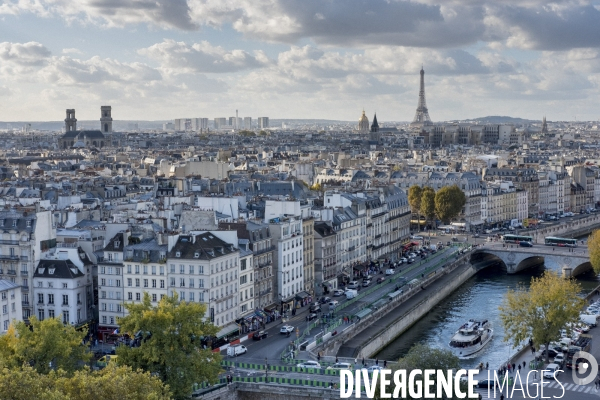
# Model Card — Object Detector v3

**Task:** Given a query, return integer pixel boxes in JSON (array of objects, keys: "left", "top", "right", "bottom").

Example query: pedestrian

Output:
[
  {"left": 518, "top": 364, "right": 521, "bottom": 372},
  {"left": 523, "top": 361, "right": 526, "bottom": 369},
  {"left": 486, "top": 362, "right": 489, "bottom": 370},
  {"left": 376, "top": 358, "right": 379, "bottom": 366},
  {"left": 500, "top": 394, "right": 504, "bottom": 400},
  {"left": 362, "top": 358, "right": 365, "bottom": 366},
  {"left": 317, "top": 353, "right": 321, "bottom": 362},
  {"left": 383, "top": 360, "right": 387, "bottom": 368},
  {"left": 336, "top": 356, "right": 339, "bottom": 363},
  {"left": 512, "top": 363, "right": 516, "bottom": 372}
]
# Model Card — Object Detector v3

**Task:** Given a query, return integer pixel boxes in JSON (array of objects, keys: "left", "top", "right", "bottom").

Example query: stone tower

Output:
[
  {"left": 410, "top": 67, "right": 432, "bottom": 129},
  {"left": 370, "top": 113, "right": 379, "bottom": 133},
  {"left": 541, "top": 116, "right": 548, "bottom": 135},
  {"left": 65, "top": 109, "right": 77, "bottom": 132},
  {"left": 100, "top": 106, "right": 112, "bottom": 135}
]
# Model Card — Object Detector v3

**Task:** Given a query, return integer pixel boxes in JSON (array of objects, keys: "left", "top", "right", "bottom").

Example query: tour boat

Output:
[{"left": 449, "top": 319, "right": 493, "bottom": 357}]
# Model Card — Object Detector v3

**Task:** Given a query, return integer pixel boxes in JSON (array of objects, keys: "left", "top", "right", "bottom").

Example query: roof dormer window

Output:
[
  {"left": 12, "top": 220, "right": 16, "bottom": 227},
  {"left": 114, "top": 241, "right": 120, "bottom": 248},
  {"left": 26, "top": 220, "right": 31, "bottom": 227},
  {"left": 176, "top": 251, "right": 181, "bottom": 258},
  {"left": 49, "top": 268, "right": 55, "bottom": 275},
  {"left": 194, "top": 252, "right": 200, "bottom": 258}
]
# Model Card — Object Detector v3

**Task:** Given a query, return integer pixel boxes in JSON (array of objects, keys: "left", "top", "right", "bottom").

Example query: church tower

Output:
[
  {"left": 358, "top": 110, "right": 369, "bottom": 133},
  {"left": 100, "top": 106, "right": 113, "bottom": 135},
  {"left": 65, "top": 109, "right": 77, "bottom": 132},
  {"left": 370, "top": 113, "right": 379, "bottom": 133},
  {"left": 541, "top": 116, "right": 548, "bottom": 135}
]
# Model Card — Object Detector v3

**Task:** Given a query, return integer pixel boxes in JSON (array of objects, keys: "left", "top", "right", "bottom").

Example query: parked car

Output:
[
  {"left": 333, "top": 289, "right": 345, "bottom": 297},
  {"left": 319, "top": 296, "right": 331, "bottom": 304},
  {"left": 309, "top": 304, "right": 321, "bottom": 313},
  {"left": 362, "top": 279, "right": 371, "bottom": 287},
  {"left": 554, "top": 354, "right": 565, "bottom": 366},
  {"left": 519, "top": 241, "right": 533, "bottom": 247},
  {"left": 328, "top": 300, "right": 339, "bottom": 307},
  {"left": 306, "top": 313, "right": 319, "bottom": 321},
  {"left": 297, "top": 361, "right": 321, "bottom": 369},
  {"left": 377, "top": 277, "right": 386, "bottom": 284},
  {"left": 280, "top": 325, "right": 294, "bottom": 334},
  {"left": 227, "top": 345, "right": 248, "bottom": 357},
  {"left": 364, "top": 365, "right": 384, "bottom": 375},
  {"left": 400, "top": 257, "right": 407, "bottom": 263},
  {"left": 347, "top": 281, "right": 359, "bottom": 289},
  {"left": 543, "top": 363, "right": 560, "bottom": 378},
  {"left": 252, "top": 330, "right": 268, "bottom": 340}
]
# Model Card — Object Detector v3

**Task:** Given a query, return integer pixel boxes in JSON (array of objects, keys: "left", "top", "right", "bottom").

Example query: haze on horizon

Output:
[{"left": 1, "top": 0, "right": 600, "bottom": 122}]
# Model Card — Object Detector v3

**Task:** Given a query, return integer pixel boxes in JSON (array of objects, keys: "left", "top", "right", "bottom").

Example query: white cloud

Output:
[
  {"left": 138, "top": 39, "right": 270, "bottom": 74},
  {"left": 62, "top": 48, "right": 83, "bottom": 55},
  {"left": 0, "top": 41, "right": 50, "bottom": 66}
]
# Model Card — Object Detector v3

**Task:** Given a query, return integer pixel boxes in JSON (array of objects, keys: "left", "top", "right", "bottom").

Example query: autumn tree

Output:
[
  {"left": 435, "top": 185, "right": 466, "bottom": 224},
  {"left": 0, "top": 317, "right": 91, "bottom": 374},
  {"left": 499, "top": 270, "right": 584, "bottom": 362},
  {"left": 408, "top": 185, "right": 423, "bottom": 231},
  {"left": 116, "top": 293, "right": 222, "bottom": 400},
  {"left": 421, "top": 186, "right": 436, "bottom": 234},
  {"left": 0, "top": 364, "right": 170, "bottom": 400},
  {"left": 374, "top": 344, "right": 466, "bottom": 400},
  {"left": 588, "top": 229, "right": 600, "bottom": 274}
]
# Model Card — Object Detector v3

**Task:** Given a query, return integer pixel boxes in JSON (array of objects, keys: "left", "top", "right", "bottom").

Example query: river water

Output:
[{"left": 374, "top": 263, "right": 600, "bottom": 370}]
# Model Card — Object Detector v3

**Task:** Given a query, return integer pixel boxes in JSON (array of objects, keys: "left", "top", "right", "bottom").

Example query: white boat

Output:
[{"left": 449, "top": 319, "right": 493, "bottom": 357}]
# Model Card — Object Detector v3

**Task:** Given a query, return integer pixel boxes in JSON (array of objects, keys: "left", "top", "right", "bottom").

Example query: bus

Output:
[
  {"left": 502, "top": 234, "right": 533, "bottom": 244},
  {"left": 545, "top": 237, "right": 578, "bottom": 247}
]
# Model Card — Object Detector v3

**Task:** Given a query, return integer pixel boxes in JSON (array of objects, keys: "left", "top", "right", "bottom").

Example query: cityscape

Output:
[{"left": 2, "top": 1, "right": 600, "bottom": 400}]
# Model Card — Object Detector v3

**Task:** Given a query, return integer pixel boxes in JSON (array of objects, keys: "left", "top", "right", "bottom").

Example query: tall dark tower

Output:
[
  {"left": 541, "top": 116, "right": 548, "bottom": 135},
  {"left": 370, "top": 113, "right": 379, "bottom": 132},
  {"left": 410, "top": 67, "right": 432, "bottom": 129}
]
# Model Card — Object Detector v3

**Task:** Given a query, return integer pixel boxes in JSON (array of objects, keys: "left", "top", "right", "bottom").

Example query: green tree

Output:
[
  {"left": 116, "top": 293, "right": 221, "bottom": 400},
  {"left": 408, "top": 185, "right": 423, "bottom": 231},
  {"left": 0, "top": 317, "right": 91, "bottom": 375},
  {"left": 588, "top": 229, "right": 600, "bottom": 274},
  {"left": 421, "top": 186, "right": 436, "bottom": 234},
  {"left": 374, "top": 344, "right": 466, "bottom": 400},
  {"left": 499, "top": 270, "right": 585, "bottom": 362},
  {"left": 434, "top": 185, "right": 466, "bottom": 224}
]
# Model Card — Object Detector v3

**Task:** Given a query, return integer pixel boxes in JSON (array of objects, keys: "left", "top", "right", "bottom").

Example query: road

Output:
[{"left": 227, "top": 244, "right": 460, "bottom": 366}]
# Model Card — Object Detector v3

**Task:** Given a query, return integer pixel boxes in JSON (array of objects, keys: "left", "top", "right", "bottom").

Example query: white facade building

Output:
[{"left": 0, "top": 279, "right": 23, "bottom": 333}]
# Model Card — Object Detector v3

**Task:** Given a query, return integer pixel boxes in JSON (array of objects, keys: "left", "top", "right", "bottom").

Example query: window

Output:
[
  {"left": 180, "top": 291, "right": 185, "bottom": 301},
  {"left": 180, "top": 278, "right": 185, "bottom": 287},
  {"left": 48, "top": 309, "right": 54, "bottom": 318},
  {"left": 152, "top": 279, "right": 156, "bottom": 288},
  {"left": 240, "top": 259, "right": 246, "bottom": 271},
  {"left": 101, "top": 279, "right": 106, "bottom": 286},
  {"left": 199, "top": 279, "right": 204, "bottom": 288},
  {"left": 152, "top": 266, "right": 156, "bottom": 275},
  {"left": 170, "top": 264, "right": 175, "bottom": 273},
  {"left": 102, "top": 303, "right": 107, "bottom": 311},
  {"left": 135, "top": 265, "right": 140, "bottom": 274},
  {"left": 143, "top": 279, "right": 148, "bottom": 288},
  {"left": 189, "top": 265, "right": 194, "bottom": 274},
  {"left": 240, "top": 275, "right": 247, "bottom": 285},
  {"left": 63, "top": 311, "right": 69, "bottom": 324},
  {"left": 189, "top": 279, "right": 195, "bottom": 288},
  {"left": 2, "top": 305, "right": 6, "bottom": 314},
  {"left": 108, "top": 267, "right": 113, "bottom": 275},
  {"left": 180, "top": 264, "right": 185, "bottom": 274},
  {"left": 170, "top": 278, "right": 175, "bottom": 287},
  {"left": 143, "top": 266, "right": 148, "bottom": 274},
  {"left": 135, "top": 279, "right": 140, "bottom": 287},
  {"left": 127, "top": 278, "right": 132, "bottom": 287},
  {"left": 116, "top": 280, "right": 121, "bottom": 287},
  {"left": 128, "top": 292, "right": 132, "bottom": 300},
  {"left": 62, "top": 295, "right": 68, "bottom": 306},
  {"left": 38, "top": 309, "right": 44, "bottom": 321},
  {"left": 62, "top": 283, "right": 67, "bottom": 289},
  {"left": 127, "top": 265, "right": 131, "bottom": 273},
  {"left": 110, "top": 317, "right": 114, "bottom": 325},
  {"left": 37, "top": 282, "right": 42, "bottom": 288},
  {"left": 109, "top": 303, "right": 114, "bottom": 312},
  {"left": 160, "top": 280, "right": 165, "bottom": 289},
  {"left": 136, "top": 293, "right": 141, "bottom": 301},
  {"left": 189, "top": 292, "right": 195, "bottom": 301},
  {"left": 102, "top": 316, "right": 107, "bottom": 324},
  {"left": 3, "top": 320, "right": 8, "bottom": 331},
  {"left": 152, "top": 294, "right": 157, "bottom": 302},
  {"left": 48, "top": 294, "right": 54, "bottom": 304},
  {"left": 101, "top": 291, "right": 106, "bottom": 299},
  {"left": 37, "top": 293, "right": 44, "bottom": 304},
  {"left": 199, "top": 292, "right": 204, "bottom": 302},
  {"left": 198, "top": 265, "right": 204, "bottom": 274},
  {"left": 160, "top": 266, "right": 164, "bottom": 275},
  {"left": 76, "top": 293, "right": 81, "bottom": 304}
]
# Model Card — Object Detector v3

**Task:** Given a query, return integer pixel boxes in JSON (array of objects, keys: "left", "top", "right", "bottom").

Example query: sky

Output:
[{"left": 1, "top": 0, "right": 600, "bottom": 123}]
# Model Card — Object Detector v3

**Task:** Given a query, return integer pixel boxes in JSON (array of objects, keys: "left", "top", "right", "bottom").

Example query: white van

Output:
[
  {"left": 227, "top": 345, "right": 247, "bottom": 357},
  {"left": 580, "top": 314, "right": 598, "bottom": 327},
  {"left": 345, "top": 289, "right": 358, "bottom": 299}
]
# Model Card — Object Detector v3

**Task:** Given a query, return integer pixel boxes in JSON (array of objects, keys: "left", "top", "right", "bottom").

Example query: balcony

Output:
[
  {"left": 22, "top": 301, "right": 29, "bottom": 306},
  {"left": 20, "top": 270, "right": 28, "bottom": 275},
  {"left": 254, "top": 245, "right": 276, "bottom": 256},
  {"left": 21, "top": 285, "right": 28, "bottom": 292},
  {"left": 348, "top": 245, "right": 355, "bottom": 252},
  {"left": 0, "top": 240, "right": 20, "bottom": 245},
  {"left": 7, "top": 270, "right": 16, "bottom": 275},
  {"left": 0, "top": 255, "right": 20, "bottom": 261}
]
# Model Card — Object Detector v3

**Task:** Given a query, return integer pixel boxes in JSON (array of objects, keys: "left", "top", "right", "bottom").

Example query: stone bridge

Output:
[{"left": 471, "top": 243, "right": 591, "bottom": 277}]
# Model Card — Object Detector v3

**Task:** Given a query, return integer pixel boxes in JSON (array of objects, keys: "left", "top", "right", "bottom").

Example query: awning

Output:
[
  {"left": 355, "top": 308, "right": 372, "bottom": 319},
  {"left": 295, "top": 291, "right": 310, "bottom": 300},
  {"left": 215, "top": 323, "right": 239, "bottom": 339}
]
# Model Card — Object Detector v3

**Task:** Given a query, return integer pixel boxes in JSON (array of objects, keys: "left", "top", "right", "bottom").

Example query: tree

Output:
[
  {"left": 116, "top": 293, "right": 222, "bottom": 400},
  {"left": 421, "top": 187, "right": 436, "bottom": 234},
  {"left": 588, "top": 229, "right": 600, "bottom": 274},
  {"left": 499, "top": 270, "right": 584, "bottom": 362},
  {"left": 374, "top": 344, "right": 466, "bottom": 400},
  {"left": 0, "top": 317, "right": 91, "bottom": 375},
  {"left": 0, "top": 364, "right": 170, "bottom": 400},
  {"left": 408, "top": 185, "right": 423, "bottom": 231},
  {"left": 435, "top": 185, "right": 466, "bottom": 224}
]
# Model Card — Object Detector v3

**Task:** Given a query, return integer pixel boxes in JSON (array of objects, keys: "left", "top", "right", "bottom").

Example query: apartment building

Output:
[
  {"left": 0, "top": 279, "right": 22, "bottom": 333},
  {"left": 302, "top": 217, "right": 315, "bottom": 296},
  {"left": 314, "top": 222, "right": 337, "bottom": 296}
]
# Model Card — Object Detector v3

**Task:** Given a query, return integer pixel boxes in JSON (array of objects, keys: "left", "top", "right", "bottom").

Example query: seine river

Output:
[{"left": 375, "top": 263, "right": 600, "bottom": 369}]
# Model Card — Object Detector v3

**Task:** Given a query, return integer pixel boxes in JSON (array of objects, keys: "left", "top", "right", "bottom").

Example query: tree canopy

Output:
[
  {"left": 408, "top": 185, "right": 422, "bottom": 215},
  {"left": 420, "top": 187, "right": 436, "bottom": 231},
  {"left": 116, "top": 293, "right": 222, "bottom": 400},
  {"left": 0, "top": 364, "right": 170, "bottom": 400},
  {"left": 375, "top": 344, "right": 465, "bottom": 400},
  {"left": 0, "top": 317, "right": 91, "bottom": 375},
  {"left": 434, "top": 185, "right": 466, "bottom": 224},
  {"left": 499, "top": 270, "right": 584, "bottom": 362},
  {"left": 587, "top": 229, "right": 600, "bottom": 274}
]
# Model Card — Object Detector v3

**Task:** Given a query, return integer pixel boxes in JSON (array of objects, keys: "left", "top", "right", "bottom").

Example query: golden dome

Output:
[
  {"left": 358, "top": 110, "right": 369, "bottom": 132},
  {"left": 358, "top": 110, "right": 368, "bottom": 123}
]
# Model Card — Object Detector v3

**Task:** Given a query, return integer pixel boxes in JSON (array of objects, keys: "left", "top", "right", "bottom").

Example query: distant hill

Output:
[{"left": 465, "top": 116, "right": 536, "bottom": 125}]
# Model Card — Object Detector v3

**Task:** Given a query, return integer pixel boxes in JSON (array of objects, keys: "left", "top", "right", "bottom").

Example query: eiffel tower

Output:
[{"left": 410, "top": 67, "right": 432, "bottom": 129}]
